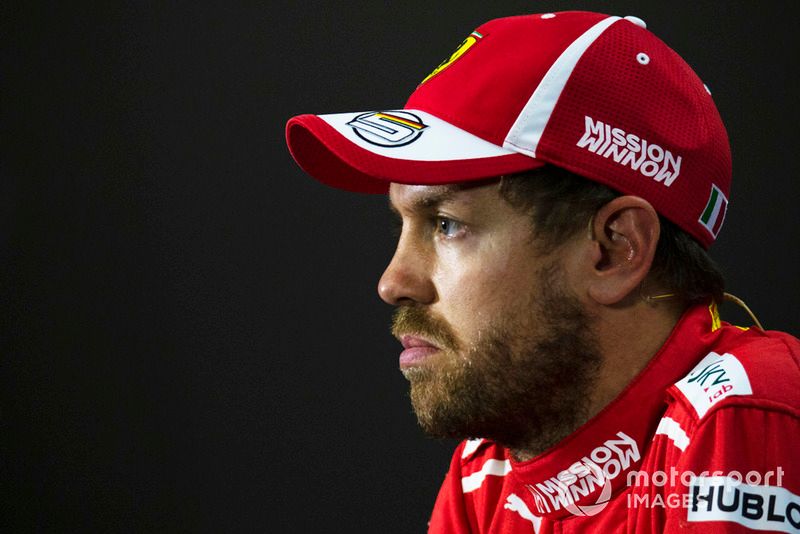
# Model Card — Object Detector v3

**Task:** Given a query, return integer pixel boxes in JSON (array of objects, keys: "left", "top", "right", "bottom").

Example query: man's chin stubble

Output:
[
  {"left": 404, "top": 343, "right": 599, "bottom": 458},
  {"left": 400, "top": 288, "right": 601, "bottom": 458}
]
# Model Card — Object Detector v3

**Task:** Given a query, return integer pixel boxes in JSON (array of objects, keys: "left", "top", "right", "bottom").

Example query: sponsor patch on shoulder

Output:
[
  {"left": 688, "top": 476, "right": 800, "bottom": 532},
  {"left": 675, "top": 352, "right": 752, "bottom": 418}
]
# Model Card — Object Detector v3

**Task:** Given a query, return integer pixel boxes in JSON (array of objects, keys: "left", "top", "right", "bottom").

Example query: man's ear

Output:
[{"left": 585, "top": 196, "right": 660, "bottom": 305}]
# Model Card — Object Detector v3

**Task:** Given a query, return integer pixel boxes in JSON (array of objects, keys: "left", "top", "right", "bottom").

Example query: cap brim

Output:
[{"left": 286, "top": 109, "right": 543, "bottom": 193}]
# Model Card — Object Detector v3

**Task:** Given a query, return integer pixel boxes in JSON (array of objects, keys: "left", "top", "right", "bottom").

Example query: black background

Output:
[{"left": 4, "top": 1, "right": 798, "bottom": 532}]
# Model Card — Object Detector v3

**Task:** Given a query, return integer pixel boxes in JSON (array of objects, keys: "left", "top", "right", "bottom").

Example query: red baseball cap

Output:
[{"left": 286, "top": 11, "right": 731, "bottom": 248}]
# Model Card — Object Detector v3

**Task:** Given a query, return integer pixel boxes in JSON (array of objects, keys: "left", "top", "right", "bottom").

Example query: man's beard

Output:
[{"left": 391, "top": 263, "right": 601, "bottom": 457}]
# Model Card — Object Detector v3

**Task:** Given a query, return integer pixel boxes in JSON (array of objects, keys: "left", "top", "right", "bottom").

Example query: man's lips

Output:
[{"left": 398, "top": 335, "right": 440, "bottom": 368}]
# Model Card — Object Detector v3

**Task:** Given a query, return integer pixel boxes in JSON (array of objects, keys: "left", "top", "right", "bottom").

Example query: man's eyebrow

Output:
[{"left": 388, "top": 186, "right": 460, "bottom": 215}]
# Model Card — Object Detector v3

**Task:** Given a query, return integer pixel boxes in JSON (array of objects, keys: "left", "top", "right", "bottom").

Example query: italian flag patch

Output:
[{"left": 699, "top": 184, "right": 728, "bottom": 238}]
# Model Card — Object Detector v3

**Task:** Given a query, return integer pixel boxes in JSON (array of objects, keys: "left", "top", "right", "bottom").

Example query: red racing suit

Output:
[{"left": 428, "top": 303, "right": 800, "bottom": 533}]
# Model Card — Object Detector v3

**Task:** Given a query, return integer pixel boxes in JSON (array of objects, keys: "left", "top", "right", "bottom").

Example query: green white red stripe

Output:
[{"left": 699, "top": 184, "right": 728, "bottom": 238}]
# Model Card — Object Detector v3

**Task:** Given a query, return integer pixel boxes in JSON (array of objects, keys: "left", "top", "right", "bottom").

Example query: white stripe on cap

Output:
[{"left": 503, "top": 16, "right": 621, "bottom": 157}]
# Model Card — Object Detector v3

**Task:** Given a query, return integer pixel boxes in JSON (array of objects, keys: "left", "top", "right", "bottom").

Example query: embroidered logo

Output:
[
  {"left": 347, "top": 111, "right": 428, "bottom": 147},
  {"left": 675, "top": 352, "right": 752, "bottom": 418},
  {"left": 420, "top": 30, "right": 483, "bottom": 85},
  {"left": 525, "top": 431, "right": 639, "bottom": 516},
  {"left": 505, "top": 493, "right": 542, "bottom": 531},
  {"left": 576, "top": 116, "right": 682, "bottom": 186},
  {"left": 699, "top": 184, "right": 728, "bottom": 238},
  {"left": 688, "top": 476, "right": 800, "bottom": 532}
]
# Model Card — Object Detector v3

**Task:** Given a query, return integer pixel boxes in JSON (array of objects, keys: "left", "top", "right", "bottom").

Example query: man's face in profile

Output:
[{"left": 380, "top": 180, "right": 602, "bottom": 455}]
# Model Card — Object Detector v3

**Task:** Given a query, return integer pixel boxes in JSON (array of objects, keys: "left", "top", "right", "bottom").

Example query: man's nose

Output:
[{"left": 377, "top": 243, "right": 436, "bottom": 306}]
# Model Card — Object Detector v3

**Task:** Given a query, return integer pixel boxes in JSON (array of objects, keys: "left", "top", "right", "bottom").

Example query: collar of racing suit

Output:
[{"left": 505, "top": 302, "right": 722, "bottom": 520}]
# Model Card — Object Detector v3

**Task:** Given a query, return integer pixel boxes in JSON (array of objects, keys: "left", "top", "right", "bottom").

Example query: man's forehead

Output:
[
  {"left": 389, "top": 184, "right": 458, "bottom": 208},
  {"left": 388, "top": 182, "right": 497, "bottom": 212}
]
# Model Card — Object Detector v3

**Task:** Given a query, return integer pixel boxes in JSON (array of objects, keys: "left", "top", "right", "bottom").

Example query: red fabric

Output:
[
  {"left": 535, "top": 20, "right": 731, "bottom": 249},
  {"left": 286, "top": 12, "right": 732, "bottom": 248},
  {"left": 427, "top": 305, "right": 800, "bottom": 533},
  {"left": 406, "top": 12, "right": 608, "bottom": 146}
]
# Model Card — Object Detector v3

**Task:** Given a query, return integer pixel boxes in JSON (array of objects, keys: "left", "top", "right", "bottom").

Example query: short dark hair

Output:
[{"left": 498, "top": 166, "right": 725, "bottom": 305}]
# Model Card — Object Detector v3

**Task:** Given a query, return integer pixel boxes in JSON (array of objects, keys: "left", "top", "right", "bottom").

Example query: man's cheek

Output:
[{"left": 434, "top": 268, "right": 523, "bottom": 327}]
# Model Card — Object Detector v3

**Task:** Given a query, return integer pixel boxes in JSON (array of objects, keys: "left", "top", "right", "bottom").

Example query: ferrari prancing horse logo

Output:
[{"left": 420, "top": 30, "right": 484, "bottom": 85}]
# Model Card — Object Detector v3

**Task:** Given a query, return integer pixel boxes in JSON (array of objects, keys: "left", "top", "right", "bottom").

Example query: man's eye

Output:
[{"left": 435, "top": 217, "right": 464, "bottom": 238}]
